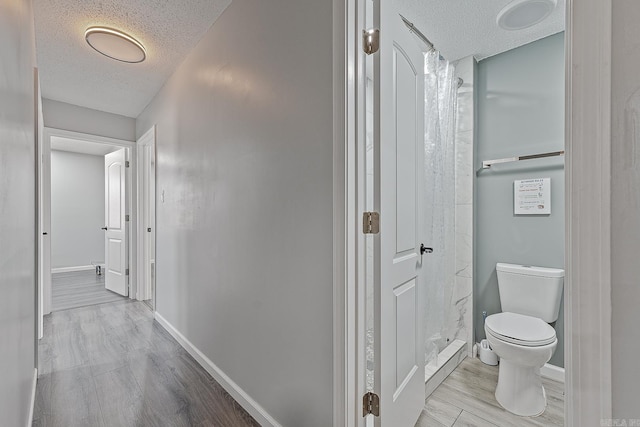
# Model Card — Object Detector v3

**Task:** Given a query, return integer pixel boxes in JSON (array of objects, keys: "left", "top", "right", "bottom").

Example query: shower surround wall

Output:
[{"left": 452, "top": 56, "right": 475, "bottom": 356}]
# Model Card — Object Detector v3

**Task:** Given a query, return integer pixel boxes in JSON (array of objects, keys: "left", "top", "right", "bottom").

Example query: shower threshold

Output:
[{"left": 425, "top": 339, "right": 467, "bottom": 398}]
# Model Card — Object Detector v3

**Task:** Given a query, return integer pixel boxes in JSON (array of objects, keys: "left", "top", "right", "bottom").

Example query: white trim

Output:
[
  {"left": 540, "top": 363, "right": 565, "bottom": 384},
  {"left": 27, "top": 368, "right": 37, "bottom": 427},
  {"left": 333, "top": 0, "right": 359, "bottom": 425},
  {"left": 44, "top": 127, "right": 133, "bottom": 148},
  {"left": 51, "top": 265, "right": 95, "bottom": 274},
  {"left": 35, "top": 70, "right": 43, "bottom": 342},
  {"left": 154, "top": 312, "right": 281, "bottom": 427},
  {"left": 565, "top": 0, "right": 612, "bottom": 424},
  {"left": 342, "top": 0, "right": 372, "bottom": 427}
]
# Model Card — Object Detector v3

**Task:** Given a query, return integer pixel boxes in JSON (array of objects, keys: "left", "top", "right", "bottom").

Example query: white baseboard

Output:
[
  {"left": 154, "top": 312, "right": 281, "bottom": 427},
  {"left": 27, "top": 368, "right": 37, "bottom": 427},
  {"left": 541, "top": 363, "right": 565, "bottom": 383},
  {"left": 51, "top": 265, "right": 94, "bottom": 273}
]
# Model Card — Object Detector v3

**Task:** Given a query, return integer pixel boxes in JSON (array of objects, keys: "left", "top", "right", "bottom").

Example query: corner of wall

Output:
[{"left": 454, "top": 55, "right": 475, "bottom": 356}]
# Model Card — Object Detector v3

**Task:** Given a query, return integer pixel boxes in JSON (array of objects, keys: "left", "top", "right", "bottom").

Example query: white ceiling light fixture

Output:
[
  {"left": 85, "top": 27, "right": 146, "bottom": 63},
  {"left": 497, "top": 0, "right": 557, "bottom": 31}
]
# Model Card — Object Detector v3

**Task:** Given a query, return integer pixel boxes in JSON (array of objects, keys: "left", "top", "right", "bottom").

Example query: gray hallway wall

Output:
[
  {"left": 0, "top": 0, "right": 37, "bottom": 425},
  {"left": 136, "top": 0, "right": 334, "bottom": 424},
  {"left": 51, "top": 150, "right": 105, "bottom": 269},
  {"left": 475, "top": 33, "right": 565, "bottom": 367}
]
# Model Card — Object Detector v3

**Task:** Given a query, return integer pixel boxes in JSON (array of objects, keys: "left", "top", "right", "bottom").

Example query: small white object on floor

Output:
[{"left": 478, "top": 339, "right": 499, "bottom": 365}]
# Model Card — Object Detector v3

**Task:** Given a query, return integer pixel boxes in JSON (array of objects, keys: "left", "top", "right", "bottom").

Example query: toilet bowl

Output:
[
  {"left": 485, "top": 312, "right": 557, "bottom": 416},
  {"left": 487, "top": 263, "right": 564, "bottom": 417}
]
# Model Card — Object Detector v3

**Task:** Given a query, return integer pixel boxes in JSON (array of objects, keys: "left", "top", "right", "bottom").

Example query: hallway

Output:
[{"left": 34, "top": 300, "right": 258, "bottom": 426}]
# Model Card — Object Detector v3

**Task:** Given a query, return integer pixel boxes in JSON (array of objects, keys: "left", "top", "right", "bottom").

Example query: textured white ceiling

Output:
[
  {"left": 34, "top": 0, "right": 231, "bottom": 118},
  {"left": 397, "top": 0, "right": 565, "bottom": 61},
  {"left": 51, "top": 136, "right": 120, "bottom": 156}
]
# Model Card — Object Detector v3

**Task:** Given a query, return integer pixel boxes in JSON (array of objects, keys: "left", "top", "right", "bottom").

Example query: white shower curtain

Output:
[{"left": 422, "top": 50, "right": 458, "bottom": 366}]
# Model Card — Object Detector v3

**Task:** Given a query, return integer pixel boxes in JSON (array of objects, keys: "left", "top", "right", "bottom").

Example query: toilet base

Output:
[{"left": 495, "top": 359, "right": 547, "bottom": 417}]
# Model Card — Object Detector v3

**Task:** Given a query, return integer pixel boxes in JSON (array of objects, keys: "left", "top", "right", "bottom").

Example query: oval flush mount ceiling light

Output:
[
  {"left": 497, "top": 0, "right": 557, "bottom": 31},
  {"left": 85, "top": 27, "right": 146, "bottom": 63}
]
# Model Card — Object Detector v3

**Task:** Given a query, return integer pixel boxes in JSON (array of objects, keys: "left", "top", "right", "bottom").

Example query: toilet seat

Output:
[{"left": 485, "top": 312, "right": 556, "bottom": 347}]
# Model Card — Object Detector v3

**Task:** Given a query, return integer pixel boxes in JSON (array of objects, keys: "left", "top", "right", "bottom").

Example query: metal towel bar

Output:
[{"left": 482, "top": 150, "right": 565, "bottom": 169}]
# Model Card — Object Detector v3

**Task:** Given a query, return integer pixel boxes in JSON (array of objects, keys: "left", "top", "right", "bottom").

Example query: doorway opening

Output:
[
  {"left": 355, "top": 0, "right": 566, "bottom": 425},
  {"left": 47, "top": 137, "right": 129, "bottom": 311},
  {"left": 38, "top": 127, "right": 156, "bottom": 336}
]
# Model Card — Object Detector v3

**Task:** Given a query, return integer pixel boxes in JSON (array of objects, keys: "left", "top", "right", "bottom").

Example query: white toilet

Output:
[{"left": 484, "top": 263, "right": 564, "bottom": 417}]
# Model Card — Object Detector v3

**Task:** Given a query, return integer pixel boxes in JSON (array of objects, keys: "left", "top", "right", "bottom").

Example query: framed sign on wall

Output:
[{"left": 514, "top": 178, "right": 551, "bottom": 215}]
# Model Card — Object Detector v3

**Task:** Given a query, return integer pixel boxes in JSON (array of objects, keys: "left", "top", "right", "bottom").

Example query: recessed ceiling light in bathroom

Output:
[
  {"left": 497, "top": 0, "right": 557, "bottom": 31},
  {"left": 85, "top": 27, "right": 146, "bottom": 63}
]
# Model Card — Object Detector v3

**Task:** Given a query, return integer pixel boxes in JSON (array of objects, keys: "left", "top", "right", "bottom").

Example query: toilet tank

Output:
[{"left": 496, "top": 263, "right": 564, "bottom": 323}]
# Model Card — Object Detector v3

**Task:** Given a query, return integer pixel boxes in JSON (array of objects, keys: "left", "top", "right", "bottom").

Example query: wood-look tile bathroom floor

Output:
[{"left": 416, "top": 358, "right": 564, "bottom": 427}]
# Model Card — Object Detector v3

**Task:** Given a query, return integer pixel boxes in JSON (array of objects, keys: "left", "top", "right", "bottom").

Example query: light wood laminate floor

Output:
[
  {"left": 34, "top": 300, "right": 258, "bottom": 427},
  {"left": 52, "top": 270, "right": 127, "bottom": 312},
  {"left": 416, "top": 358, "right": 564, "bottom": 427}
]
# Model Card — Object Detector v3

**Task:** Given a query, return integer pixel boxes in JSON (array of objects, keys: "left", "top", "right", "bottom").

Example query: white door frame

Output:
[
  {"left": 333, "top": 0, "right": 366, "bottom": 425},
  {"left": 564, "top": 0, "right": 612, "bottom": 423},
  {"left": 39, "top": 127, "right": 136, "bottom": 323},
  {"left": 135, "top": 125, "right": 156, "bottom": 309},
  {"left": 35, "top": 70, "right": 44, "bottom": 342}
]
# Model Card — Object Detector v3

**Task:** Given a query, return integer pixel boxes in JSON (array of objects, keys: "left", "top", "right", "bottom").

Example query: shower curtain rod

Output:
[
  {"left": 399, "top": 15, "right": 463, "bottom": 89},
  {"left": 400, "top": 15, "right": 436, "bottom": 51}
]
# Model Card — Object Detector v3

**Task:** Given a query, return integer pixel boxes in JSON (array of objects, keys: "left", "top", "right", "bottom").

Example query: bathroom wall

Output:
[
  {"left": 452, "top": 56, "right": 475, "bottom": 356},
  {"left": 0, "top": 0, "right": 37, "bottom": 425},
  {"left": 611, "top": 0, "right": 640, "bottom": 417},
  {"left": 475, "top": 33, "right": 565, "bottom": 367},
  {"left": 51, "top": 150, "right": 105, "bottom": 269},
  {"left": 43, "top": 98, "right": 136, "bottom": 141},
  {"left": 135, "top": 0, "right": 334, "bottom": 425}
]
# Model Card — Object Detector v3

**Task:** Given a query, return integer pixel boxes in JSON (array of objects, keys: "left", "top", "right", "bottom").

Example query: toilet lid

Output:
[{"left": 485, "top": 312, "right": 556, "bottom": 347}]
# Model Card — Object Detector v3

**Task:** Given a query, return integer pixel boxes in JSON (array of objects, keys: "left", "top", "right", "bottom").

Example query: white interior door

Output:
[
  {"left": 41, "top": 129, "right": 52, "bottom": 317},
  {"left": 373, "top": 7, "right": 425, "bottom": 426},
  {"left": 105, "top": 148, "right": 128, "bottom": 296},
  {"left": 136, "top": 126, "right": 155, "bottom": 304}
]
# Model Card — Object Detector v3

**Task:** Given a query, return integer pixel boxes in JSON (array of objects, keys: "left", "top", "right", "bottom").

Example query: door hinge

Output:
[
  {"left": 126, "top": 268, "right": 129, "bottom": 276},
  {"left": 362, "top": 392, "right": 380, "bottom": 417},
  {"left": 363, "top": 212, "right": 380, "bottom": 234},
  {"left": 363, "top": 28, "right": 380, "bottom": 55},
  {"left": 125, "top": 214, "right": 130, "bottom": 222},
  {"left": 125, "top": 160, "right": 130, "bottom": 168}
]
